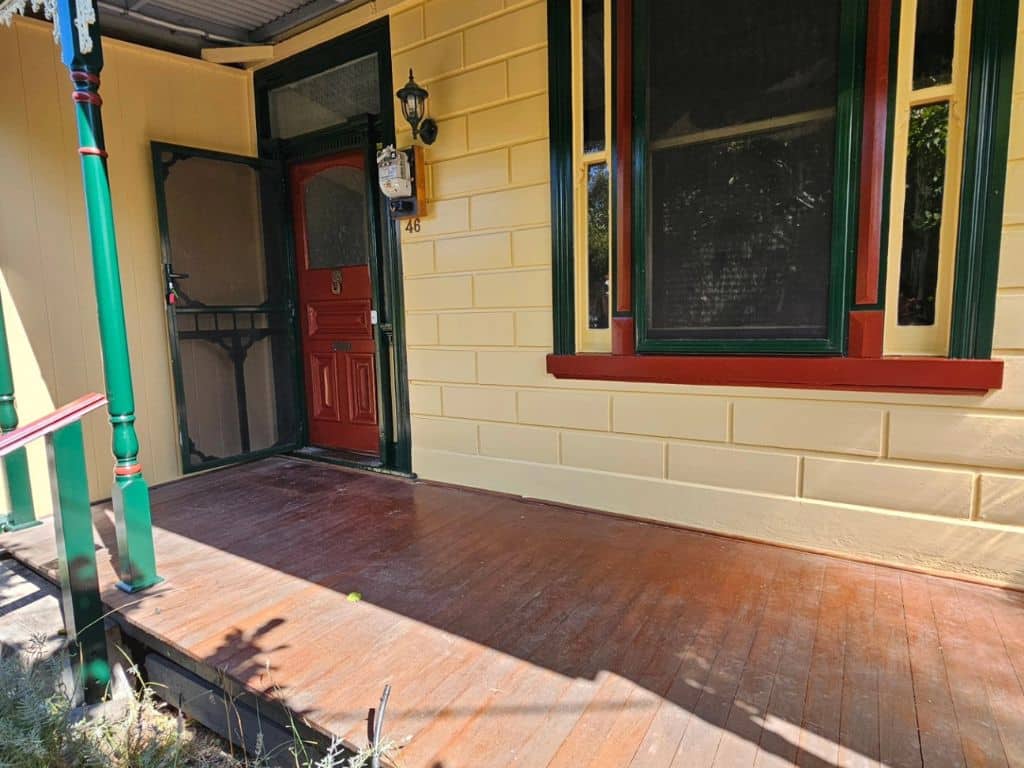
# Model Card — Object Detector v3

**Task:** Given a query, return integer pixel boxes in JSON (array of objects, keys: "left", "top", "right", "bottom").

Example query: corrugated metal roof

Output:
[{"left": 98, "top": 0, "right": 365, "bottom": 54}]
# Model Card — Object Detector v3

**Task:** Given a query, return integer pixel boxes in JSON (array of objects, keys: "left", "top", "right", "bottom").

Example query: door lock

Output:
[
  {"left": 330, "top": 270, "right": 343, "bottom": 295},
  {"left": 164, "top": 264, "right": 189, "bottom": 306}
]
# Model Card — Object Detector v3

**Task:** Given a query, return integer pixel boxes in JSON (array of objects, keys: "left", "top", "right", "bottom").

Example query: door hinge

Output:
[{"left": 370, "top": 310, "right": 379, "bottom": 325}]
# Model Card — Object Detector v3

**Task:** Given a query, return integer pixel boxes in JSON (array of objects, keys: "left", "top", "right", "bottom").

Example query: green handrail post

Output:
[
  {"left": 0, "top": 293, "right": 38, "bottom": 532},
  {"left": 57, "top": 0, "right": 161, "bottom": 592},
  {"left": 49, "top": 419, "right": 109, "bottom": 705}
]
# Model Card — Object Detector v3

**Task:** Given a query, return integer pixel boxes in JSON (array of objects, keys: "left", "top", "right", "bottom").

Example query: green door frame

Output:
[{"left": 253, "top": 18, "right": 413, "bottom": 474}]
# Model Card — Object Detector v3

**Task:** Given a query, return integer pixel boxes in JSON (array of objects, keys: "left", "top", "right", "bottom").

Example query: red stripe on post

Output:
[
  {"left": 69, "top": 70, "right": 100, "bottom": 85},
  {"left": 72, "top": 91, "right": 103, "bottom": 106},
  {"left": 855, "top": 0, "right": 893, "bottom": 306},
  {"left": 114, "top": 464, "right": 143, "bottom": 476},
  {"left": 78, "top": 147, "right": 108, "bottom": 158}
]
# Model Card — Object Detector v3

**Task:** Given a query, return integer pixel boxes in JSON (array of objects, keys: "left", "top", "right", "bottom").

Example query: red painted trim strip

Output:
[
  {"left": 72, "top": 91, "right": 103, "bottom": 106},
  {"left": 0, "top": 393, "right": 107, "bottom": 458},
  {"left": 848, "top": 310, "right": 885, "bottom": 358},
  {"left": 70, "top": 70, "right": 100, "bottom": 85},
  {"left": 114, "top": 463, "right": 143, "bottom": 476},
  {"left": 78, "top": 147, "right": 108, "bottom": 158},
  {"left": 611, "top": 316, "right": 635, "bottom": 355},
  {"left": 614, "top": 0, "right": 633, "bottom": 314},
  {"left": 546, "top": 354, "right": 1003, "bottom": 394},
  {"left": 855, "top": 0, "right": 893, "bottom": 306}
]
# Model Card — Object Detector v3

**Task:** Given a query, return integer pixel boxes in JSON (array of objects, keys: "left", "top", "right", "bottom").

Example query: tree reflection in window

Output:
[
  {"left": 587, "top": 163, "right": 610, "bottom": 329},
  {"left": 899, "top": 102, "right": 949, "bottom": 326}
]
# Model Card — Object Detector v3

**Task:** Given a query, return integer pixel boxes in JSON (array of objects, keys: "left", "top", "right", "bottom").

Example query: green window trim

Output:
[
  {"left": 548, "top": 0, "right": 576, "bottom": 355},
  {"left": 547, "top": 0, "right": 1018, "bottom": 362},
  {"left": 949, "top": 0, "right": 1020, "bottom": 359},
  {"left": 631, "top": 0, "right": 867, "bottom": 356}
]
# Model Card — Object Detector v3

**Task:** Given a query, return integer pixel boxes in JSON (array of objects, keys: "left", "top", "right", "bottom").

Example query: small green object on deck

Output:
[{"left": 347, "top": 592, "right": 362, "bottom": 602}]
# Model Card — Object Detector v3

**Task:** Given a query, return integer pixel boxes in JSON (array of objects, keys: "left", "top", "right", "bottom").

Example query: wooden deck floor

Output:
[{"left": 3, "top": 456, "right": 1024, "bottom": 767}]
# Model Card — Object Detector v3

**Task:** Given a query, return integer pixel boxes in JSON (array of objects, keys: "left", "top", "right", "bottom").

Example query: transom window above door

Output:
[{"left": 546, "top": 0, "right": 1017, "bottom": 393}]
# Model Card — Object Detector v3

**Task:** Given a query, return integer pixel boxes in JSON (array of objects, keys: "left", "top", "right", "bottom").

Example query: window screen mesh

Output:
[
  {"left": 645, "top": 0, "right": 841, "bottom": 341},
  {"left": 157, "top": 150, "right": 300, "bottom": 470},
  {"left": 269, "top": 53, "right": 380, "bottom": 139}
]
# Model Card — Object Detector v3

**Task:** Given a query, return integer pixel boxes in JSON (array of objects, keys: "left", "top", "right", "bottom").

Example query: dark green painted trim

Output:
[
  {"left": 288, "top": 449, "right": 417, "bottom": 479},
  {"left": 949, "top": 0, "right": 1020, "bottom": 359},
  {"left": 254, "top": 18, "right": 412, "bottom": 473},
  {"left": 150, "top": 142, "right": 301, "bottom": 475},
  {"left": 630, "top": 0, "right": 649, "bottom": 352},
  {"left": 547, "top": 0, "right": 576, "bottom": 354},
  {"left": 632, "top": 0, "right": 867, "bottom": 356},
  {"left": 252, "top": 18, "right": 392, "bottom": 139},
  {"left": 609, "top": 0, "right": 623, "bottom": 320}
]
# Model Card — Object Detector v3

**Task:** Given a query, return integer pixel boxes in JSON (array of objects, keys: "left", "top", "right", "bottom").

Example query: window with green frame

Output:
[{"left": 547, "top": 0, "right": 1019, "bottom": 363}]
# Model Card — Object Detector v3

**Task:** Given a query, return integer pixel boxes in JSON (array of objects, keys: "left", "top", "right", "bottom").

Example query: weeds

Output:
[
  {"left": 0, "top": 643, "right": 236, "bottom": 767},
  {"left": 0, "top": 643, "right": 404, "bottom": 768}
]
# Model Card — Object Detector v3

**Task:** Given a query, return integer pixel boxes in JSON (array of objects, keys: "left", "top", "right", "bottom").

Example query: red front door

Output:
[{"left": 290, "top": 151, "right": 380, "bottom": 456}]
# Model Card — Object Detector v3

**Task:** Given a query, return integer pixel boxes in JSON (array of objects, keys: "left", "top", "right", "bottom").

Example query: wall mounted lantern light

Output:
[{"left": 396, "top": 68, "right": 438, "bottom": 145}]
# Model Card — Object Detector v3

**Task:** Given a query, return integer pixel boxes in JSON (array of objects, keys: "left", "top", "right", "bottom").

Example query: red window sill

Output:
[{"left": 546, "top": 354, "right": 1004, "bottom": 395}]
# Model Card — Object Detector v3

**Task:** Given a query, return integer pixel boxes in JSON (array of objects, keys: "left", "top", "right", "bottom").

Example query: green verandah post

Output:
[
  {"left": 49, "top": 418, "right": 110, "bottom": 704},
  {"left": 0, "top": 292, "right": 38, "bottom": 531},
  {"left": 56, "top": 0, "right": 161, "bottom": 592}
]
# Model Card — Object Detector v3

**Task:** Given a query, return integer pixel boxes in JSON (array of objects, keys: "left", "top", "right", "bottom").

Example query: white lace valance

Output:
[{"left": 0, "top": 0, "right": 96, "bottom": 54}]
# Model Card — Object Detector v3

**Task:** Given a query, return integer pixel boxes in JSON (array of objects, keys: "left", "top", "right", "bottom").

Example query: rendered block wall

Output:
[{"left": 264, "top": 0, "right": 1024, "bottom": 586}]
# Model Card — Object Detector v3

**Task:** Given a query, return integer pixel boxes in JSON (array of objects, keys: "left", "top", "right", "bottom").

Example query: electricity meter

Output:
[
  {"left": 376, "top": 144, "right": 426, "bottom": 220},
  {"left": 377, "top": 145, "right": 413, "bottom": 199}
]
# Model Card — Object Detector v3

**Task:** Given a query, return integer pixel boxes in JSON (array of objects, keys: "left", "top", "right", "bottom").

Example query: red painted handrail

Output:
[{"left": 0, "top": 393, "right": 107, "bottom": 459}]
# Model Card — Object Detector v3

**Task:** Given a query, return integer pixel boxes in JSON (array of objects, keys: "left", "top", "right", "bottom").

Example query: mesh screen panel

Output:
[{"left": 269, "top": 53, "right": 380, "bottom": 139}]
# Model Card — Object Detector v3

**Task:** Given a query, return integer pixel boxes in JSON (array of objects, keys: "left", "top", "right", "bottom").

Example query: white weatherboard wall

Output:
[{"left": 256, "top": 0, "right": 1024, "bottom": 587}]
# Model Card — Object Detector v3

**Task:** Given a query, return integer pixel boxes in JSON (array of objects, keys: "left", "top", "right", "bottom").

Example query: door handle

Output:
[
  {"left": 165, "top": 264, "right": 190, "bottom": 281},
  {"left": 164, "top": 264, "right": 190, "bottom": 306}
]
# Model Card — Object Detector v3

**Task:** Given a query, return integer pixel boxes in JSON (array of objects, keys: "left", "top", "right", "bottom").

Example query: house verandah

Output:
[
  {"left": 4, "top": 456, "right": 1024, "bottom": 766},
  {"left": 2, "top": 0, "right": 1024, "bottom": 763}
]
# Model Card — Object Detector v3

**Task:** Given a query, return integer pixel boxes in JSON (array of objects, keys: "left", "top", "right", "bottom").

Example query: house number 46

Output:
[{"left": 404, "top": 218, "right": 421, "bottom": 234}]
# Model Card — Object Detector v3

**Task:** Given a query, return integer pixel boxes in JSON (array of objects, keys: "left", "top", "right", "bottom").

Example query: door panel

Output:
[
  {"left": 347, "top": 354, "right": 379, "bottom": 425},
  {"left": 307, "top": 300, "right": 373, "bottom": 338},
  {"left": 291, "top": 151, "right": 381, "bottom": 455}
]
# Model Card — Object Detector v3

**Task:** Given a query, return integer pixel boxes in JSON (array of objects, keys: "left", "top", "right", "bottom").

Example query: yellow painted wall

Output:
[
  {"left": 0, "top": 16, "right": 256, "bottom": 513},
  {"left": 263, "top": 0, "right": 1024, "bottom": 587},
  {"left": 4, "top": 4, "right": 1023, "bottom": 588}
]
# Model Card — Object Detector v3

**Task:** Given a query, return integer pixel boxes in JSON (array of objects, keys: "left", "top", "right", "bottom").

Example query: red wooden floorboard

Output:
[{"left": 3, "top": 456, "right": 1024, "bottom": 768}]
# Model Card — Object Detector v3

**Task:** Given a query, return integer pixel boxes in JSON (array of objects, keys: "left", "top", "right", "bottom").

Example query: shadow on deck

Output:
[{"left": 2, "top": 456, "right": 1023, "bottom": 767}]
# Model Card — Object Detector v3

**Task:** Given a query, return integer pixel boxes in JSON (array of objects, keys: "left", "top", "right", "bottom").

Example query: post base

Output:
[
  {"left": 1, "top": 518, "right": 43, "bottom": 533},
  {"left": 112, "top": 472, "right": 161, "bottom": 592},
  {"left": 115, "top": 576, "right": 164, "bottom": 594}
]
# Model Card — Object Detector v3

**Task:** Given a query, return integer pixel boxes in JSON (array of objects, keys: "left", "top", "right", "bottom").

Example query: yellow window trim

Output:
[
  {"left": 884, "top": 0, "right": 973, "bottom": 357},
  {"left": 571, "top": 0, "right": 613, "bottom": 353}
]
